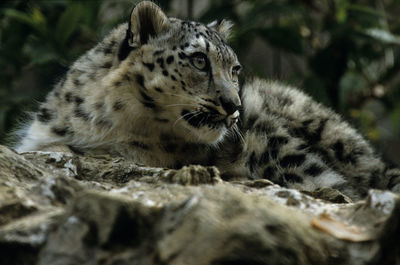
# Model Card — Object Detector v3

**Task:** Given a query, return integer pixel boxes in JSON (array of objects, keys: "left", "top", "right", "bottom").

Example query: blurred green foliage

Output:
[{"left": 0, "top": 0, "right": 399, "bottom": 162}]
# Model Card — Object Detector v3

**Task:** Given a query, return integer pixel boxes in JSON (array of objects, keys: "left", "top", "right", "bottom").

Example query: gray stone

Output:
[{"left": 0, "top": 144, "right": 399, "bottom": 265}]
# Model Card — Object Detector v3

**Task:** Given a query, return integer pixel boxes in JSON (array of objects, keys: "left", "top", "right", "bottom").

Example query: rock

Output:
[{"left": 0, "top": 144, "right": 399, "bottom": 265}]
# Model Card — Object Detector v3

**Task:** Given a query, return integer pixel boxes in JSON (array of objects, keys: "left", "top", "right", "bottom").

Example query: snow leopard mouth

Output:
[{"left": 181, "top": 110, "right": 233, "bottom": 129}]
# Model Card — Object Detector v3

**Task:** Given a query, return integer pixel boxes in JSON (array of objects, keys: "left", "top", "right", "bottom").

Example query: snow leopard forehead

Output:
[{"left": 165, "top": 18, "right": 239, "bottom": 68}]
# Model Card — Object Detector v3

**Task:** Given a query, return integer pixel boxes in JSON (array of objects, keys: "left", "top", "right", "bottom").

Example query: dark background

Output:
[{"left": 0, "top": 0, "right": 399, "bottom": 166}]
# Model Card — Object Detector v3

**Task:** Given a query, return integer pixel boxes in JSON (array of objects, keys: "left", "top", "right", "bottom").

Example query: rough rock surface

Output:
[{"left": 0, "top": 144, "right": 399, "bottom": 265}]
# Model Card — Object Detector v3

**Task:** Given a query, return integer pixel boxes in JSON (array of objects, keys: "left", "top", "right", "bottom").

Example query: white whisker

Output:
[{"left": 173, "top": 110, "right": 201, "bottom": 127}]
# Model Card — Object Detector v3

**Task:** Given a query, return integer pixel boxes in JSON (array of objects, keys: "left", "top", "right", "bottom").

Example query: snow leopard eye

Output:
[
  {"left": 190, "top": 52, "right": 209, "bottom": 71},
  {"left": 231, "top": 65, "right": 241, "bottom": 83}
]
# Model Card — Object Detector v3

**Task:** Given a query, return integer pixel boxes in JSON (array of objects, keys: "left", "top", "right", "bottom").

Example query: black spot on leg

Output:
[
  {"left": 311, "top": 119, "right": 327, "bottom": 144},
  {"left": 269, "top": 149, "right": 279, "bottom": 160},
  {"left": 347, "top": 153, "right": 357, "bottom": 165},
  {"left": 162, "top": 70, "right": 169, "bottom": 76},
  {"left": 74, "top": 97, "right": 84, "bottom": 105},
  {"left": 136, "top": 75, "right": 145, "bottom": 88},
  {"left": 103, "top": 47, "right": 112, "bottom": 54},
  {"left": 162, "top": 143, "right": 178, "bottom": 153},
  {"left": 131, "top": 141, "right": 150, "bottom": 150},
  {"left": 51, "top": 127, "right": 70, "bottom": 136},
  {"left": 113, "top": 81, "right": 122, "bottom": 87},
  {"left": 263, "top": 166, "right": 275, "bottom": 179},
  {"left": 178, "top": 52, "right": 186, "bottom": 60},
  {"left": 332, "top": 141, "right": 345, "bottom": 162},
  {"left": 309, "top": 146, "right": 331, "bottom": 165},
  {"left": 205, "top": 41, "right": 210, "bottom": 52},
  {"left": 254, "top": 122, "right": 276, "bottom": 135},
  {"left": 296, "top": 143, "right": 309, "bottom": 151},
  {"left": 304, "top": 164, "right": 324, "bottom": 177},
  {"left": 154, "top": 87, "right": 163, "bottom": 93},
  {"left": 247, "top": 152, "right": 257, "bottom": 173},
  {"left": 268, "top": 136, "right": 289, "bottom": 149},
  {"left": 283, "top": 173, "right": 303, "bottom": 183},
  {"left": 289, "top": 119, "right": 327, "bottom": 146},
  {"left": 94, "top": 102, "right": 104, "bottom": 110},
  {"left": 74, "top": 107, "right": 90, "bottom": 121},
  {"left": 302, "top": 119, "right": 313, "bottom": 127},
  {"left": 65, "top": 92, "right": 72, "bottom": 103},
  {"left": 153, "top": 50, "right": 165, "bottom": 56},
  {"left": 139, "top": 90, "right": 154, "bottom": 103},
  {"left": 139, "top": 90, "right": 156, "bottom": 109},
  {"left": 259, "top": 150, "right": 270, "bottom": 164},
  {"left": 279, "top": 154, "right": 306, "bottom": 168},
  {"left": 154, "top": 118, "right": 169, "bottom": 123},
  {"left": 113, "top": 101, "right": 124, "bottom": 111},
  {"left": 156, "top": 58, "right": 165, "bottom": 69},
  {"left": 143, "top": 62, "right": 155, "bottom": 71},
  {"left": 166, "top": 56, "right": 174, "bottom": 64},
  {"left": 170, "top": 75, "right": 177, "bottom": 81},
  {"left": 96, "top": 118, "right": 112, "bottom": 128},
  {"left": 277, "top": 95, "right": 293, "bottom": 106},
  {"left": 73, "top": 79, "right": 81, "bottom": 87},
  {"left": 37, "top": 108, "right": 53, "bottom": 123}
]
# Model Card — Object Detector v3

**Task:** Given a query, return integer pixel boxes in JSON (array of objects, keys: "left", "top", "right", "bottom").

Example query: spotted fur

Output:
[{"left": 15, "top": 1, "right": 400, "bottom": 200}]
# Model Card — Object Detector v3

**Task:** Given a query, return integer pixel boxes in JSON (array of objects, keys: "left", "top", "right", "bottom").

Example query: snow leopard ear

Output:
[
  {"left": 207, "top": 19, "right": 233, "bottom": 41},
  {"left": 128, "top": 1, "right": 170, "bottom": 46}
]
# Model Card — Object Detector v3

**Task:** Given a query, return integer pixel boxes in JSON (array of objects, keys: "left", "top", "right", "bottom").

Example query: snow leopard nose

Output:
[{"left": 219, "top": 95, "right": 241, "bottom": 115}]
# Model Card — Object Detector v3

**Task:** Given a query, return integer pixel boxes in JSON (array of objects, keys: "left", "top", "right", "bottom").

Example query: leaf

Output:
[
  {"left": 32, "top": 7, "right": 45, "bottom": 25},
  {"left": 3, "top": 8, "right": 47, "bottom": 35},
  {"left": 3, "top": 9, "right": 34, "bottom": 25},
  {"left": 335, "top": 0, "right": 348, "bottom": 23},
  {"left": 55, "top": 2, "right": 83, "bottom": 45},
  {"left": 312, "top": 213, "right": 372, "bottom": 242},
  {"left": 25, "top": 44, "right": 59, "bottom": 66},
  {"left": 347, "top": 4, "right": 393, "bottom": 20},
  {"left": 364, "top": 28, "right": 400, "bottom": 45}
]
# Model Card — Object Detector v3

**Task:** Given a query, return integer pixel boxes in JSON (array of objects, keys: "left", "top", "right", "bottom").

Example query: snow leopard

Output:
[{"left": 15, "top": 1, "right": 400, "bottom": 200}]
